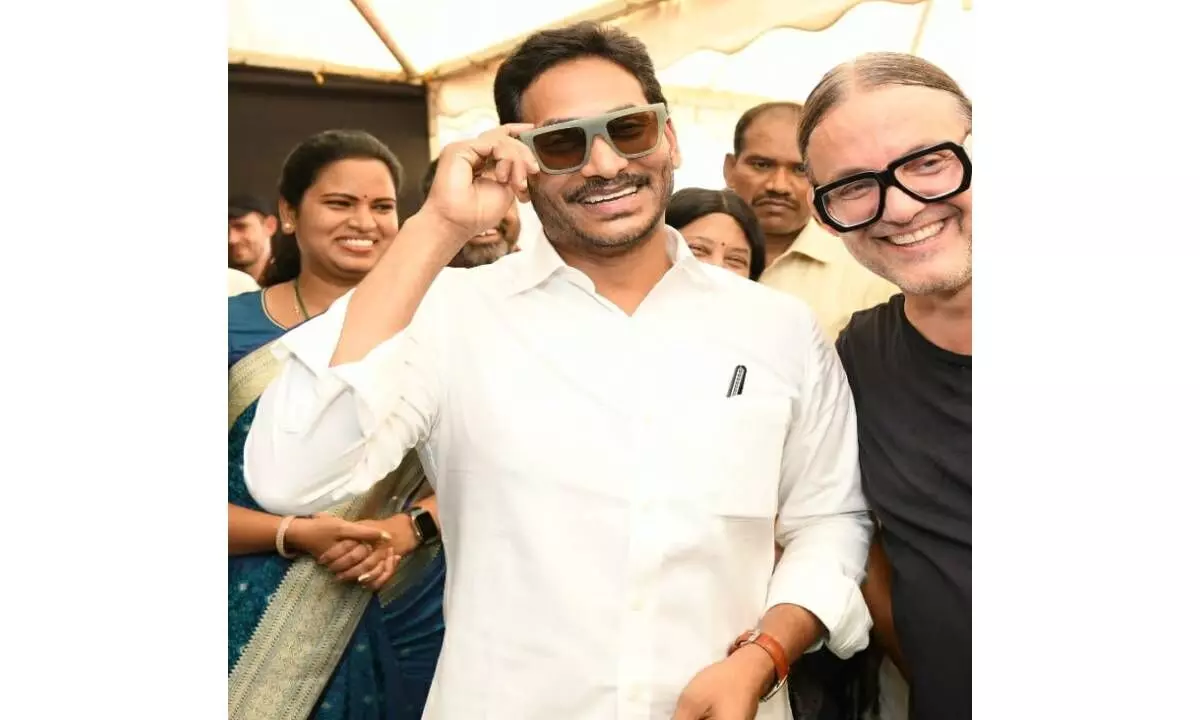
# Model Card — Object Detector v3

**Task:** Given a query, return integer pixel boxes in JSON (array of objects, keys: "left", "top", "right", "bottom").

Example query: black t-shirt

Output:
[{"left": 836, "top": 295, "right": 971, "bottom": 720}]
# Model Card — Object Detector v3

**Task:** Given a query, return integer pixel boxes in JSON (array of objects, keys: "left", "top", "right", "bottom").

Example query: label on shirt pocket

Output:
[{"left": 681, "top": 395, "right": 791, "bottom": 518}]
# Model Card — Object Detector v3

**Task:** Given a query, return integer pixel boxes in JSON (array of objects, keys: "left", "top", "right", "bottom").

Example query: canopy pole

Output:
[
  {"left": 349, "top": 0, "right": 420, "bottom": 80},
  {"left": 909, "top": 0, "right": 935, "bottom": 54}
]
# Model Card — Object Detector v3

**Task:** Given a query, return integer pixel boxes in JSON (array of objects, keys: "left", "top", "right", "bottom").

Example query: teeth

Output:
[
  {"left": 581, "top": 187, "right": 637, "bottom": 205},
  {"left": 887, "top": 220, "right": 944, "bottom": 246},
  {"left": 339, "top": 238, "right": 374, "bottom": 248}
]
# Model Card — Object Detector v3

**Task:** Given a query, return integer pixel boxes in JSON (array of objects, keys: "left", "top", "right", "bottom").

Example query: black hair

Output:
[
  {"left": 493, "top": 21, "right": 667, "bottom": 125},
  {"left": 666, "top": 187, "right": 767, "bottom": 281},
  {"left": 261, "top": 129, "right": 404, "bottom": 287},
  {"left": 731, "top": 102, "right": 804, "bottom": 156}
]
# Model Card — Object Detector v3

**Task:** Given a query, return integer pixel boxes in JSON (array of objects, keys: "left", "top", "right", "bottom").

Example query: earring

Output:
[{"left": 283, "top": 222, "right": 293, "bottom": 233}]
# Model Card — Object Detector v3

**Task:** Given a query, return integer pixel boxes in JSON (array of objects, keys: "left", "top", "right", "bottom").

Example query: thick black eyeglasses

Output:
[{"left": 812, "top": 138, "right": 972, "bottom": 232}]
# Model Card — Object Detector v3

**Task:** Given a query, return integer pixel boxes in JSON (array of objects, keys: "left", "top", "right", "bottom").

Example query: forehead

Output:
[
  {"left": 806, "top": 84, "right": 967, "bottom": 181},
  {"left": 520, "top": 56, "right": 650, "bottom": 125},
  {"left": 311, "top": 157, "right": 396, "bottom": 196},
  {"left": 740, "top": 109, "right": 802, "bottom": 160},
  {"left": 682, "top": 213, "right": 749, "bottom": 248}
]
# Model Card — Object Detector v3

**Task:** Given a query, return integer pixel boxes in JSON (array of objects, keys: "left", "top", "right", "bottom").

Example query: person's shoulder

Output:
[
  {"left": 228, "top": 288, "right": 265, "bottom": 323},
  {"left": 228, "top": 267, "right": 260, "bottom": 296},
  {"left": 837, "top": 294, "right": 904, "bottom": 357},
  {"left": 431, "top": 259, "right": 508, "bottom": 300},
  {"left": 709, "top": 264, "right": 817, "bottom": 324},
  {"left": 227, "top": 290, "right": 275, "bottom": 366},
  {"left": 704, "top": 268, "right": 830, "bottom": 368},
  {"left": 461, "top": 250, "right": 522, "bottom": 284},
  {"left": 445, "top": 244, "right": 550, "bottom": 300}
]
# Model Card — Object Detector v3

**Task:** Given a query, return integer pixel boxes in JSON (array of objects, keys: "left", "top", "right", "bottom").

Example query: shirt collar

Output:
[
  {"left": 506, "top": 224, "right": 713, "bottom": 296},
  {"left": 777, "top": 219, "right": 842, "bottom": 265}
]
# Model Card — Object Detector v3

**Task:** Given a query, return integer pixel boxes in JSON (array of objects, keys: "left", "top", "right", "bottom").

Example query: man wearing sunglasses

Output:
[
  {"left": 245, "top": 21, "right": 872, "bottom": 720},
  {"left": 799, "top": 52, "right": 973, "bottom": 720}
]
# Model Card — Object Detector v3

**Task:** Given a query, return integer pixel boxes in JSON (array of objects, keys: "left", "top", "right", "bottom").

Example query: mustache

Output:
[
  {"left": 566, "top": 173, "right": 651, "bottom": 204},
  {"left": 753, "top": 192, "right": 796, "bottom": 208}
]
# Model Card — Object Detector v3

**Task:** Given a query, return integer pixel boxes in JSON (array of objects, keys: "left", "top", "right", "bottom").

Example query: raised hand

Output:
[{"left": 421, "top": 124, "right": 540, "bottom": 245}]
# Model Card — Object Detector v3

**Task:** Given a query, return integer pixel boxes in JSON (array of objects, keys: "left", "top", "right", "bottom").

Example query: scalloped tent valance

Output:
[
  {"left": 229, "top": 0, "right": 972, "bottom": 191},
  {"left": 229, "top": 0, "right": 972, "bottom": 111}
]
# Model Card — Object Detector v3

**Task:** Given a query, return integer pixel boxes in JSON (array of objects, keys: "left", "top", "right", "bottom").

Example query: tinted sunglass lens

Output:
[
  {"left": 532, "top": 127, "right": 587, "bottom": 171},
  {"left": 606, "top": 110, "right": 660, "bottom": 157}
]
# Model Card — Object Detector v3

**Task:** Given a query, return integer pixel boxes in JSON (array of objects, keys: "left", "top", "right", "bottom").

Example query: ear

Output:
[
  {"left": 722, "top": 153, "right": 736, "bottom": 189},
  {"left": 264, "top": 214, "right": 279, "bottom": 235},
  {"left": 277, "top": 199, "right": 295, "bottom": 233},
  {"left": 665, "top": 118, "right": 682, "bottom": 170}
]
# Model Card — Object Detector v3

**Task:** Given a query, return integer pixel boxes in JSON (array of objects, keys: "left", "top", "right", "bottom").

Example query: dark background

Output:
[{"left": 228, "top": 65, "right": 431, "bottom": 219}]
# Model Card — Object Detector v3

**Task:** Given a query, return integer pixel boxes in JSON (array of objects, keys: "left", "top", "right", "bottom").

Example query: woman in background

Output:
[
  {"left": 228, "top": 129, "right": 445, "bottom": 720},
  {"left": 666, "top": 187, "right": 766, "bottom": 281}
]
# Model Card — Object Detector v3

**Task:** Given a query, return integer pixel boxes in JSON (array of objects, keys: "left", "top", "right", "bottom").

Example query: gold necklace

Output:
[{"left": 292, "top": 278, "right": 311, "bottom": 321}]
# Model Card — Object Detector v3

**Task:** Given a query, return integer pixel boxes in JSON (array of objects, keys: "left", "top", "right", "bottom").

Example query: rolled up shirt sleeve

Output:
[
  {"left": 767, "top": 317, "right": 873, "bottom": 659},
  {"left": 244, "top": 277, "right": 450, "bottom": 516}
]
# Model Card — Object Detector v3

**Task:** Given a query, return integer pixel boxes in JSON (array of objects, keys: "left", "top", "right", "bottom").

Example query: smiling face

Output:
[
  {"left": 520, "top": 56, "right": 679, "bottom": 258},
  {"left": 806, "top": 84, "right": 971, "bottom": 296},
  {"left": 228, "top": 211, "right": 274, "bottom": 273},
  {"left": 679, "top": 212, "right": 752, "bottom": 279},
  {"left": 280, "top": 157, "right": 399, "bottom": 282}
]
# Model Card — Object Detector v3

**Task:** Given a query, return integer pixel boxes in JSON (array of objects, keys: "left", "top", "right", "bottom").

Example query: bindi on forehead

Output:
[{"left": 321, "top": 192, "right": 377, "bottom": 200}]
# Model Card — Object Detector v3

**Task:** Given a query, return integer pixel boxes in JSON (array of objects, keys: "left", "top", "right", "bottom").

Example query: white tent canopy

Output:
[
  {"left": 229, "top": 0, "right": 972, "bottom": 190},
  {"left": 228, "top": 0, "right": 668, "bottom": 81}
]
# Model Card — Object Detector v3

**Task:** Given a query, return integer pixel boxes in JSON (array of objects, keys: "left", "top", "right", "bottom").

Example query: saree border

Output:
[{"left": 228, "top": 342, "right": 438, "bottom": 720}]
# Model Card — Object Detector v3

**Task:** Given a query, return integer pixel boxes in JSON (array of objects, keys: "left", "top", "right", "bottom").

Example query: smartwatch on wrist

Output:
[{"left": 408, "top": 506, "right": 439, "bottom": 546}]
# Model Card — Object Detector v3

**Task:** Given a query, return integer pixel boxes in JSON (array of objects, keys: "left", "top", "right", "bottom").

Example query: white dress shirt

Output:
[
  {"left": 245, "top": 228, "right": 872, "bottom": 720},
  {"left": 227, "top": 267, "right": 259, "bottom": 297}
]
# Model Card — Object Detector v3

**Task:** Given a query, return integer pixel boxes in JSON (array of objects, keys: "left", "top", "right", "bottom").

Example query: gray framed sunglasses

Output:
[{"left": 518, "top": 103, "right": 668, "bottom": 175}]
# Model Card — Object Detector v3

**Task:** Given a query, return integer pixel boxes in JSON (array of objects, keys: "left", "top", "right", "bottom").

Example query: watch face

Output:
[{"left": 412, "top": 509, "right": 438, "bottom": 542}]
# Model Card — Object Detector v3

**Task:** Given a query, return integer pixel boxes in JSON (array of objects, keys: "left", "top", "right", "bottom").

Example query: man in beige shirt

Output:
[{"left": 725, "top": 102, "right": 897, "bottom": 340}]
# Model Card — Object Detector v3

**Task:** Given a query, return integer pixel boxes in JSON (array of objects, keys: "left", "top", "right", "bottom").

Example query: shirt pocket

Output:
[{"left": 672, "top": 395, "right": 792, "bottom": 519}]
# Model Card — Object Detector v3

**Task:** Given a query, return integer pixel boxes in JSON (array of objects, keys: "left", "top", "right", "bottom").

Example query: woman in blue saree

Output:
[{"left": 229, "top": 129, "right": 446, "bottom": 720}]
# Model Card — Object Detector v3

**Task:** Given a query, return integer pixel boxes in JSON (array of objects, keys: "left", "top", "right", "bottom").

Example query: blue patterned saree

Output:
[{"left": 227, "top": 291, "right": 446, "bottom": 720}]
